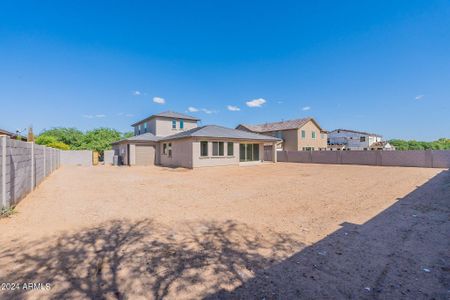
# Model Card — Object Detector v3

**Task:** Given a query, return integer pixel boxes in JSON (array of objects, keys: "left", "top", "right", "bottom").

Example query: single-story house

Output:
[{"left": 112, "top": 111, "right": 280, "bottom": 168}]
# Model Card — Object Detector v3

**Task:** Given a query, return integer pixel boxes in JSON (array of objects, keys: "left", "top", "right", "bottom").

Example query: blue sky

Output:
[{"left": 0, "top": 1, "right": 449, "bottom": 140}]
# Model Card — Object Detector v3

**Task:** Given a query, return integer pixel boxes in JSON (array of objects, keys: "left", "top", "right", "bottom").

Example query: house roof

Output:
[
  {"left": 0, "top": 128, "right": 15, "bottom": 136},
  {"left": 111, "top": 132, "right": 161, "bottom": 145},
  {"left": 237, "top": 117, "right": 325, "bottom": 133},
  {"left": 131, "top": 111, "right": 200, "bottom": 126},
  {"left": 159, "top": 125, "right": 281, "bottom": 142},
  {"left": 330, "top": 129, "right": 382, "bottom": 137}
]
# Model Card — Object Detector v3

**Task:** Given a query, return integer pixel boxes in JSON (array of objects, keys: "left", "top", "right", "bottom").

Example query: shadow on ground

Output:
[
  {"left": 0, "top": 219, "right": 303, "bottom": 299},
  {"left": 208, "top": 169, "right": 450, "bottom": 299},
  {"left": 0, "top": 170, "right": 449, "bottom": 299}
]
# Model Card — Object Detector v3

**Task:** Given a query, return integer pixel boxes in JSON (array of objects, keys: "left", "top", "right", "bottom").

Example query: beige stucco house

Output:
[
  {"left": 112, "top": 111, "right": 280, "bottom": 168},
  {"left": 236, "top": 118, "right": 328, "bottom": 151}
]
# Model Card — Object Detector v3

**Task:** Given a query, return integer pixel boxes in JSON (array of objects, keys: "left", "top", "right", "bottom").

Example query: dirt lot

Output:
[{"left": 0, "top": 163, "right": 448, "bottom": 299}]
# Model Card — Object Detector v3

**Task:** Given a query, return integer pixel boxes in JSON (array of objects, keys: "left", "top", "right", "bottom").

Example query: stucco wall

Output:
[
  {"left": 277, "top": 150, "right": 450, "bottom": 168},
  {"left": 154, "top": 117, "right": 198, "bottom": 137},
  {"left": 1, "top": 136, "right": 60, "bottom": 209},
  {"left": 160, "top": 139, "right": 193, "bottom": 168},
  {"left": 297, "top": 120, "right": 328, "bottom": 150},
  {"left": 104, "top": 150, "right": 114, "bottom": 165},
  {"left": 60, "top": 150, "right": 92, "bottom": 166}
]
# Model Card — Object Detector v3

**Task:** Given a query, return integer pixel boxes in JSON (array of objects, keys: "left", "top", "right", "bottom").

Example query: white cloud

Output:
[
  {"left": 415, "top": 94, "right": 424, "bottom": 100},
  {"left": 188, "top": 106, "right": 199, "bottom": 112},
  {"left": 125, "top": 113, "right": 134, "bottom": 117},
  {"left": 227, "top": 105, "right": 240, "bottom": 111},
  {"left": 82, "top": 114, "right": 106, "bottom": 119},
  {"left": 277, "top": 100, "right": 283, "bottom": 104},
  {"left": 153, "top": 96, "right": 166, "bottom": 104},
  {"left": 132, "top": 90, "right": 141, "bottom": 96},
  {"left": 201, "top": 108, "right": 217, "bottom": 114},
  {"left": 302, "top": 106, "right": 311, "bottom": 111},
  {"left": 246, "top": 98, "right": 266, "bottom": 107}
]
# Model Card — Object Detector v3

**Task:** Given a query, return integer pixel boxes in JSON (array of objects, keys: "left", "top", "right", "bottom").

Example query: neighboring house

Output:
[
  {"left": 327, "top": 129, "right": 394, "bottom": 150},
  {"left": 236, "top": 118, "right": 328, "bottom": 151},
  {"left": 0, "top": 128, "right": 26, "bottom": 141},
  {"left": 112, "top": 111, "right": 280, "bottom": 168}
]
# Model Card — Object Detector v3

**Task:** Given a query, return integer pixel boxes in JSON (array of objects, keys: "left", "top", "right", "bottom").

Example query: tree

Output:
[
  {"left": 81, "top": 128, "right": 122, "bottom": 154},
  {"left": 38, "top": 127, "right": 84, "bottom": 149},
  {"left": 35, "top": 135, "right": 70, "bottom": 150},
  {"left": 122, "top": 132, "right": 134, "bottom": 139}
]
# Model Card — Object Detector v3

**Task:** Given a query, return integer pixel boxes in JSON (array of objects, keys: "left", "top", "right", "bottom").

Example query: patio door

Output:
[{"left": 239, "top": 143, "right": 260, "bottom": 162}]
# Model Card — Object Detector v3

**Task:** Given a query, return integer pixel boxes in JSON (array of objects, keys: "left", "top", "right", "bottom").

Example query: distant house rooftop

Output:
[
  {"left": 330, "top": 129, "right": 382, "bottom": 138},
  {"left": 131, "top": 111, "right": 200, "bottom": 126},
  {"left": 237, "top": 117, "right": 326, "bottom": 133},
  {"left": 0, "top": 128, "right": 27, "bottom": 141},
  {"left": 159, "top": 125, "right": 281, "bottom": 142}
]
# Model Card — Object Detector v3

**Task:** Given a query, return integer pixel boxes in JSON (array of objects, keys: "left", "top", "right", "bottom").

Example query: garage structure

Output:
[{"left": 111, "top": 133, "right": 160, "bottom": 166}]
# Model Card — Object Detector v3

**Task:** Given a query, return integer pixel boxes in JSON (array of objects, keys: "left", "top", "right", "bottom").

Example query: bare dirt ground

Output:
[{"left": 0, "top": 163, "right": 448, "bottom": 299}]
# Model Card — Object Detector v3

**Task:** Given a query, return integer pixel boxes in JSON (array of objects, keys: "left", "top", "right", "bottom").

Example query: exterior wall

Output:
[
  {"left": 277, "top": 150, "right": 450, "bottom": 168},
  {"left": 262, "top": 129, "right": 298, "bottom": 151},
  {"left": 192, "top": 138, "right": 266, "bottom": 168},
  {"left": 297, "top": 121, "right": 328, "bottom": 150},
  {"left": 1, "top": 136, "right": 61, "bottom": 209},
  {"left": 133, "top": 117, "right": 197, "bottom": 137},
  {"left": 60, "top": 150, "right": 93, "bottom": 166},
  {"left": 159, "top": 139, "right": 193, "bottom": 168}
]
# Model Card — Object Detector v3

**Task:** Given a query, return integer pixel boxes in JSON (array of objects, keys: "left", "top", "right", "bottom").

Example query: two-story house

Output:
[
  {"left": 236, "top": 118, "right": 328, "bottom": 151},
  {"left": 327, "top": 129, "right": 394, "bottom": 150},
  {"left": 112, "top": 111, "right": 280, "bottom": 168}
]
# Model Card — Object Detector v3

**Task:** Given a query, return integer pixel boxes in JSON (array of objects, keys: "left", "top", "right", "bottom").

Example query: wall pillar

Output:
[
  {"left": 1, "top": 136, "right": 7, "bottom": 208},
  {"left": 30, "top": 142, "right": 35, "bottom": 190},
  {"left": 272, "top": 142, "right": 277, "bottom": 163}
]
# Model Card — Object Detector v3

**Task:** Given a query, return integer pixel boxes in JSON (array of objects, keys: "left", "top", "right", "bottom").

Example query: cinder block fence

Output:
[
  {"left": 1, "top": 136, "right": 61, "bottom": 209},
  {"left": 277, "top": 150, "right": 450, "bottom": 168}
]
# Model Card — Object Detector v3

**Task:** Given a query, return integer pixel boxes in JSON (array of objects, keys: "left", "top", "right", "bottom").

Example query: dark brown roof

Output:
[{"left": 237, "top": 117, "right": 325, "bottom": 133}]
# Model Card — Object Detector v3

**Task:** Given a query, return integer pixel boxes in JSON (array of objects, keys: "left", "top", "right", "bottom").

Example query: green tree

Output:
[
  {"left": 35, "top": 135, "right": 70, "bottom": 150},
  {"left": 81, "top": 128, "right": 122, "bottom": 154},
  {"left": 38, "top": 127, "right": 84, "bottom": 149},
  {"left": 122, "top": 131, "right": 134, "bottom": 138}
]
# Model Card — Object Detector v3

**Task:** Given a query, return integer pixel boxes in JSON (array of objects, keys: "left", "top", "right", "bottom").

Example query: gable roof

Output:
[
  {"left": 329, "top": 129, "right": 382, "bottom": 137},
  {"left": 111, "top": 132, "right": 161, "bottom": 145},
  {"left": 159, "top": 125, "right": 281, "bottom": 142},
  {"left": 237, "top": 117, "right": 325, "bottom": 133},
  {"left": 131, "top": 111, "right": 200, "bottom": 126}
]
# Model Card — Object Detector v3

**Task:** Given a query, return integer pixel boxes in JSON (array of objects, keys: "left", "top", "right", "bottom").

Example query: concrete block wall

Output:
[
  {"left": 103, "top": 150, "right": 114, "bottom": 165},
  {"left": 1, "top": 136, "right": 61, "bottom": 209},
  {"left": 277, "top": 150, "right": 450, "bottom": 168},
  {"left": 60, "top": 150, "right": 92, "bottom": 166}
]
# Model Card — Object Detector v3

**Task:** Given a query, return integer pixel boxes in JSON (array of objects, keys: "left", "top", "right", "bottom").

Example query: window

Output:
[
  {"left": 168, "top": 143, "right": 172, "bottom": 157},
  {"left": 275, "top": 131, "right": 282, "bottom": 139},
  {"left": 144, "top": 122, "right": 148, "bottom": 133},
  {"left": 172, "top": 120, "right": 177, "bottom": 129},
  {"left": 227, "top": 142, "right": 234, "bottom": 156},
  {"left": 163, "top": 143, "right": 167, "bottom": 155},
  {"left": 360, "top": 137, "right": 366, "bottom": 142},
  {"left": 301, "top": 130, "right": 306, "bottom": 139},
  {"left": 312, "top": 131, "right": 316, "bottom": 139},
  {"left": 212, "top": 142, "right": 224, "bottom": 156},
  {"left": 138, "top": 125, "right": 141, "bottom": 135},
  {"left": 200, "top": 141, "right": 208, "bottom": 157},
  {"left": 302, "top": 147, "right": 314, "bottom": 151},
  {"left": 239, "top": 144, "right": 260, "bottom": 162},
  {"left": 180, "top": 120, "right": 184, "bottom": 129}
]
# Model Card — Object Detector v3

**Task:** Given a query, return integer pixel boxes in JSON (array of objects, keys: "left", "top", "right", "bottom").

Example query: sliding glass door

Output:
[{"left": 239, "top": 143, "right": 260, "bottom": 162}]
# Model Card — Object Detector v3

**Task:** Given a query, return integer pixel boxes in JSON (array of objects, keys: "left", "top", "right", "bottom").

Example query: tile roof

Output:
[
  {"left": 159, "top": 125, "right": 281, "bottom": 142},
  {"left": 111, "top": 132, "right": 161, "bottom": 144},
  {"left": 131, "top": 111, "right": 200, "bottom": 126},
  {"left": 237, "top": 117, "right": 323, "bottom": 133}
]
